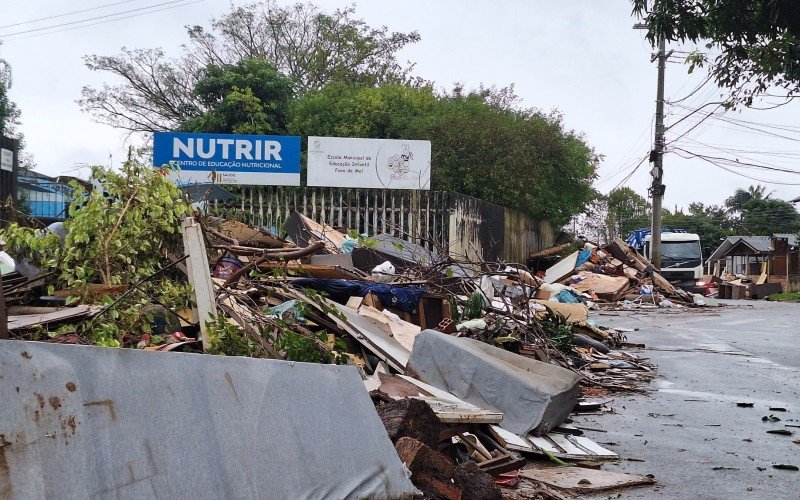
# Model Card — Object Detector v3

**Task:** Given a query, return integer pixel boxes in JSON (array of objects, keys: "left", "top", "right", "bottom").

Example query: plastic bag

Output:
[{"left": 371, "top": 261, "right": 396, "bottom": 283}]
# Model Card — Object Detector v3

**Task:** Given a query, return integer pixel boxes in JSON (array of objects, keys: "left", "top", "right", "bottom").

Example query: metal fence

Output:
[{"left": 210, "top": 186, "right": 452, "bottom": 250}]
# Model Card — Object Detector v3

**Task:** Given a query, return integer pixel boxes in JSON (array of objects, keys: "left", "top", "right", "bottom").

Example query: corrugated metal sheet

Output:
[{"left": 0, "top": 340, "right": 418, "bottom": 499}]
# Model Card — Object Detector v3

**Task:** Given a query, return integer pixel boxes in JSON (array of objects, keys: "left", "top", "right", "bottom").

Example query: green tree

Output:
[
  {"left": 80, "top": 1, "right": 420, "bottom": 132},
  {"left": 179, "top": 59, "right": 294, "bottom": 134},
  {"left": 662, "top": 203, "right": 733, "bottom": 258},
  {"left": 604, "top": 187, "right": 651, "bottom": 240},
  {"left": 739, "top": 197, "right": 800, "bottom": 235},
  {"left": 632, "top": 1, "right": 800, "bottom": 107},
  {"left": 724, "top": 183, "right": 774, "bottom": 215},
  {"left": 0, "top": 50, "right": 20, "bottom": 137},
  {"left": 289, "top": 83, "right": 599, "bottom": 225}
]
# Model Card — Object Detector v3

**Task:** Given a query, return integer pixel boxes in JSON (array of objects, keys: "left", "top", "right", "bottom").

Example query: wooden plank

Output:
[
  {"left": 544, "top": 251, "right": 579, "bottom": 284},
  {"left": 572, "top": 436, "right": 619, "bottom": 457},
  {"left": 182, "top": 217, "right": 217, "bottom": 351},
  {"left": 528, "top": 434, "right": 619, "bottom": 461},
  {"left": 7, "top": 305, "right": 103, "bottom": 331},
  {"left": 548, "top": 434, "right": 587, "bottom": 456},
  {"left": 489, "top": 426, "right": 535, "bottom": 452},
  {"left": 519, "top": 467, "right": 655, "bottom": 493},
  {"left": 395, "top": 375, "right": 504, "bottom": 424},
  {"left": 358, "top": 305, "right": 421, "bottom": 351},
  {"left": 528, "top": 436, "right": 561, "bottom": 454}
]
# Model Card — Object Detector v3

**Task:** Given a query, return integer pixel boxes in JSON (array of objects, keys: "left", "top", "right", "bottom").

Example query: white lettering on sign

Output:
[{"left": 172, "top": 138, "right": 283, "bottom": 161}]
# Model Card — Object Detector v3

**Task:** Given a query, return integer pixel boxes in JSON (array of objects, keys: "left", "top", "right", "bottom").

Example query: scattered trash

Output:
[{"left": 766, "top": 429, "right": 794, "bottom": 436}]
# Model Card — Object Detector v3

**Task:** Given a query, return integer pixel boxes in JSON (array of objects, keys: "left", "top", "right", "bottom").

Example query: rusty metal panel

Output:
[
  {"left": 447, "top": 193, "right": 554, "bottom": 264},
  {"left": 0, "top": 340, "right": 417, "bottom": 499}
]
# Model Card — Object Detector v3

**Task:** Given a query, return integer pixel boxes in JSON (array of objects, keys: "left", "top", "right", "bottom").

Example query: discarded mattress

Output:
[
  {"left": 0, "top": 340, "right": 418, "bottom": 499},
  {"left": 407, "top": 330, "right": 581, "bottom": 435}
]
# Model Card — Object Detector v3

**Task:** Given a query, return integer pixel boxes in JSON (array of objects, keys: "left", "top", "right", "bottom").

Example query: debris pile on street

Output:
[
  {"left": 536, "top": 237, "right": 718, "bottom": 310},
  {"left": 0, "top": 169, "right": 664, "bottom": 497}
]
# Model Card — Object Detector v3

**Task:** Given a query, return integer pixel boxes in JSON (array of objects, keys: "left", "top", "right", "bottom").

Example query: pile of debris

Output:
[
  {"left": 1, "top": 208, "right": 661, "bottom": 497},
  {"left": 537, "top": 237, "right": 718, "bottom": 309}
]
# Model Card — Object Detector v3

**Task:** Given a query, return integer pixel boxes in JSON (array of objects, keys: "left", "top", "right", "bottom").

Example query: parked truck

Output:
[{"left": 626, "top": 229, "right": 703, "bottom": 287}]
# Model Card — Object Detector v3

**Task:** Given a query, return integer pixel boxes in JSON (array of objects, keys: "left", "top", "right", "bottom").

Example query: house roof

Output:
[
  {"left": 773, "top": 233, "right": 799, "bottom": 246},
  {"left": 706, "top": 236, "right": 773, "bottom": 262}
]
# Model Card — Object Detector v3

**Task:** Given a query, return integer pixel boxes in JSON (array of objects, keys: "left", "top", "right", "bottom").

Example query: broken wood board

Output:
[
  {"left": 357, "top": 305, "right": 421, "bottom": 351},
  {"left": 569, "top": 272, "right": 630, "bottom": 302},
  {"left": 213, "top": 218, "right": 286, "bottom": 248},
  {"left": 530, "top": 300, "right": 589, "bottom": 324},
  {"left": 544, "top": 251, "right": 579, "bottom": 284},
  {"left": 284, "top": 211, "right": 348, "bottom": 254},
  {"left": 606, "top": 238, "right": 676, "bottom": 294},
  {"left": 519, "top": 467, "right": 655, "bottom": 492},
  {"left": 489, "top": 426, "right": 618, "bottom": 460},
  {"left": 7, "top": 305, "right": 103, "bottom": 331},
  {"left": 256, "top": 261, "right": 362, "bottom": 280},
  {"left": 489, "top": 425, "right": 537, "bottom": 453},
  {"left": 529, "top": 434, "right": 619, "bottom": 461},
  {"left": 378, "top": 374, "right": 503, "bottom": 424}
]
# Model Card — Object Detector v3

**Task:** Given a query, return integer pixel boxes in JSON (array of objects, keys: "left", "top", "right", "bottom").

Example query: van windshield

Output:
[{"left": 661, "top": 241, "right": 702, "bottom": 268}]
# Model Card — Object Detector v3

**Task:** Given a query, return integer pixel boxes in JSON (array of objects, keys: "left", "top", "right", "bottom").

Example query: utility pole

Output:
[{"left": 650, "top": 34, "right": 667, "bottom": 270}]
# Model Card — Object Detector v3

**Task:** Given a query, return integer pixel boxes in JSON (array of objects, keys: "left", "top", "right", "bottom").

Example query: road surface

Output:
[{"left": 576, "top": 300, "right": 800, "bottom": 499}]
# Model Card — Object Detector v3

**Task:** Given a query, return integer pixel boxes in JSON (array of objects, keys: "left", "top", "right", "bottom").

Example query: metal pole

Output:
[{"left": 650, "top": 34, "right": 666, "bottom": 269}]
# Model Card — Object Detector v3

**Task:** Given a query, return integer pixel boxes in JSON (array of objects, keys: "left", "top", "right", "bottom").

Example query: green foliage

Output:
[
  {"left": 205, "top": 313, "right": 261, "bottom": 357},
  {"left": 289, "top": 83, "right": 599, "bottom": 225},
  {"left": 0, "top": 158, "right": 192, "bottom": 346},
  {"left": 766, "top": 292, "right": 800, "bottom": 302},
  {"left": 0, "top": 54, "right": 19, "bottom": 137},
  {"left": 179, "top": 59, "right": 294, "bottom": 134},
  {"left": 662, "top": 203, "right": 733, "bottom": 258},
  {"left": 632, "top": 0, "right": 800, "bottom": 107},
  {"left": 540, "top": 309, "right": 574, "bottom": 351},
  {"left": 740, "top": 197, "right": 800, "bottom": 235},
  {"left": 80, "top": 1, "right": 420, "bottom": 132},
  {"left": 463, "top": 292, "right": 485, "bottom": 320},
  {"left": 605, "top": 187, "right": 651, "bottom": 240}
]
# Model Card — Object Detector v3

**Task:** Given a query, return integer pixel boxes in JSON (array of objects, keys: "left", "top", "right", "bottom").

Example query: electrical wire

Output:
[
  {"left": 1, "top": 0, "right": 204, "bottom": 41},
  {"left": 0, "top": 1, "right": 139, "bottom": 30},
  {"left": 0, "top": 0, "right": 190, "bottom": 38}
]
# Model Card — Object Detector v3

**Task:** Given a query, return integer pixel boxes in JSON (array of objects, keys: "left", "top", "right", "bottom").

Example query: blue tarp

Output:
[{"left": 291, "top": 278, "right": 426, "bottom": 312}]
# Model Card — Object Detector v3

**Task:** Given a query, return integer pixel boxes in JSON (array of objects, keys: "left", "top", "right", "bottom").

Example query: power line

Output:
[
  {"left": 672, "top": 149, "right": 800, "bottom": 186},
  {"left": 0, "top": 0, "right": 190, "bottom": 38},
  {"left": 0, "top": 1, "right": 139, "bottom": 30},
  {"left": 1, "top": 1, "right": 204, "bottom": 42}
]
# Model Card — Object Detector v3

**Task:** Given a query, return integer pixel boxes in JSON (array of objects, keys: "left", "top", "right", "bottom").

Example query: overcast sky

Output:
[{"left": 2, "top": 0, "right": 799, "bottom": 211}]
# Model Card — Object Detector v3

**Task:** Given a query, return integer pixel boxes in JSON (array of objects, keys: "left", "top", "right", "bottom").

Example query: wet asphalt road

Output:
[{"left": 575, "top": 300, "right": 800, "bottom": 499}]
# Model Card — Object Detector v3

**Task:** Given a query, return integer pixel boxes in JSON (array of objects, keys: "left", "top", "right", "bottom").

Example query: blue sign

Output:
[{"left": 153, "top": 131, "right": 301, "bottom": 186}]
